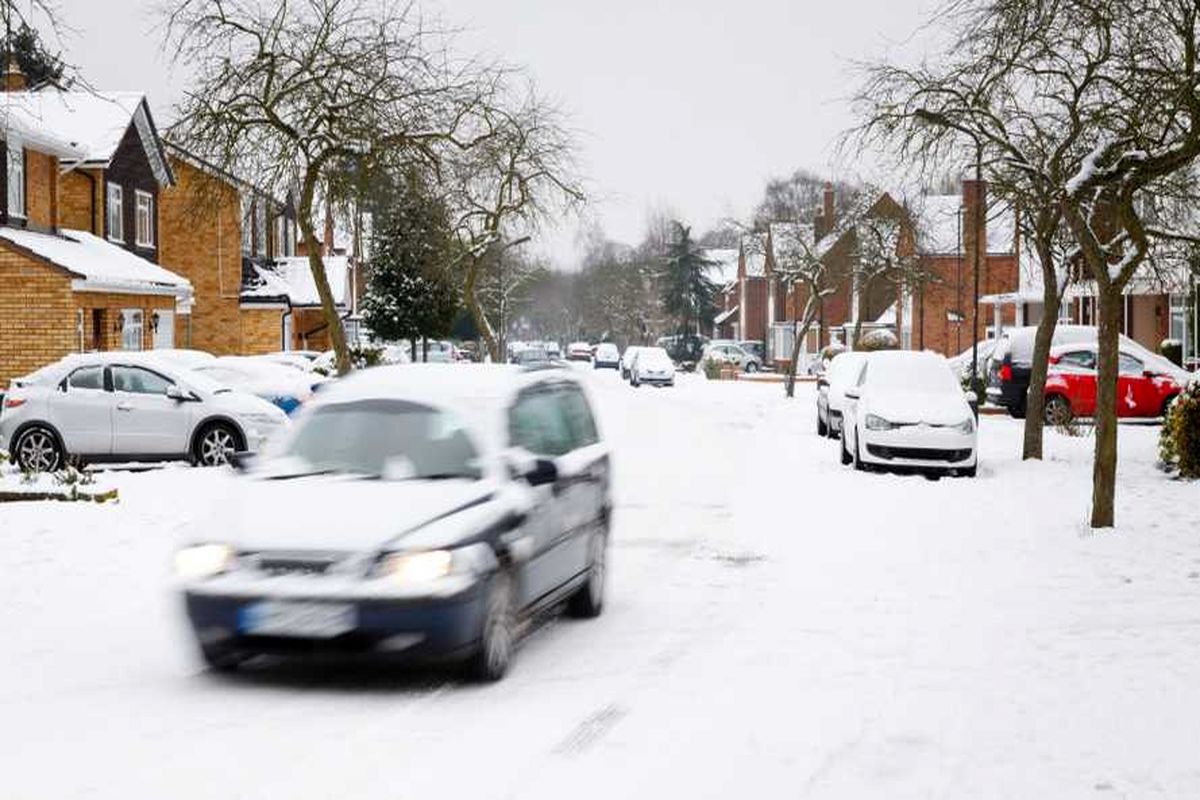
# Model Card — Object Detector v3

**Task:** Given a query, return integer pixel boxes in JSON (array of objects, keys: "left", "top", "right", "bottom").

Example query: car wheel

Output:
[
  {"left": 200, "top": 643, "right": 247, "bottom": 672},
  {"left": 745, "top": 361, "right": 759, "bottom": 373},
  {"left": 14, "top": 426, "right": 63, "bottom": 473},
  {"left": 817, "top": 412, "right": 828, "bottom": 437},
  {"left": 840, "top": 433, "right": 852, "bottom": 466},
  {"left": 568, "top": 529, "right": 607, "bottom": 619},
  {"left": 194, "top": 423, "right": 242, "bottom": 467},
  {"left": 467, "top": 570, "right": 516, "bottom": 682},
  {"left": 1044, "top": 395, "right": 1073, "bottom": 426},
  {"left": 961, "top": 466, "right": 978, "bottom": 478}
]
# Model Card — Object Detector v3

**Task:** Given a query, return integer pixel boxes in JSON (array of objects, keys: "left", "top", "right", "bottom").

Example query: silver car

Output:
[{"left": 1, "top": 352, "right": 289, "bottom": 471}]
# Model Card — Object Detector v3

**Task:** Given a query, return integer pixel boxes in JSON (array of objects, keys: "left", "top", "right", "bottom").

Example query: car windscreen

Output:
[
  {"left": 828, "top": 354, "right": 865, "bottom": 387},
  {"left": 278, "top": 399, "right": 482, "bottom": 480},
  {"left": 867, "top": 356, "right": 959, "bottom": 394}
]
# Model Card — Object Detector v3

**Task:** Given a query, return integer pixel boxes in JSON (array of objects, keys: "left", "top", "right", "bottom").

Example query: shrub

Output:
[
  {"left": 1161, "top": 339, "right": 1184, "bottom": 368},
  {"left": 702, "top": 358, "right": 723, "bottom": 380},
  {"left": 1160, "top": 382, "right": 1200, "bottom": 478},
  {"left": 858, "top": 329, "right": 899, "bottom": 351},
  {"left": 349, "top": 343, "right": 384, "bottom": 369}
]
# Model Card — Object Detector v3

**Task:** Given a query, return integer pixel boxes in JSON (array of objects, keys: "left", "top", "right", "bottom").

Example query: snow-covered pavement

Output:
[{"left": 4, "top": 371, "right": 1200, "bottom": 799}]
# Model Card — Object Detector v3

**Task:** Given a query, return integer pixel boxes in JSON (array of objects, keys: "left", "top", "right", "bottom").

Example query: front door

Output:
[
  {"left": 153, "top": 310, "right": 175, "bottom": 349},
  {"left": 48, "top": 365, "right": 114, "bottom": 456},
  {"left": 111, "top": 365, "right": 189, "bottom": 455}
]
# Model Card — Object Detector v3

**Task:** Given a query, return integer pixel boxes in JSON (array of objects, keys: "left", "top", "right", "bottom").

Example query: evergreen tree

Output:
[
  {"left": 659, "top": 222, "right": 717, "bottom": 340},
  {"left": 2, "top": 23, "right": 65, "bottom": 87},
  {"left": 362, "top": 168, "right": 459, "bottom": 359}
]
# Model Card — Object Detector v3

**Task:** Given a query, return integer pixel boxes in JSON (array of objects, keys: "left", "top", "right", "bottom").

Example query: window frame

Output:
[
  {"left": 6, "top": 135, "right": 25, "bottom": 219},
  {"left": 65, "top": 365, "right": 107, "bottom": 392},
  {"left": 111, "top": 365, "right": 172, "bottom": 396},
  {"left": 508, "top": 384, "right": 575, "bottom": 457},
  {"left": 134, "top": 190, "right": 155, "bottom": 248},
  {"left": 106, "top": 182, "right": 124, "bottom": 243}
]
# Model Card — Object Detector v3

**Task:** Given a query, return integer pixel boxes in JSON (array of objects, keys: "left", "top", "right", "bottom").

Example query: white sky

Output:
[{"left": 53, "top": 0, "right": 941, "bottom": 267}]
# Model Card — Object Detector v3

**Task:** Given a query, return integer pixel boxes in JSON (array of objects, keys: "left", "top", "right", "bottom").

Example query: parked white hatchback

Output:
[
  {"left": 816, "top": 350, "right": 868, "bottom": 438},
  {"left": 840, "top": 350, "right": 977, "bottom": 478},
  {"left": 1, "top": 352, "right": 289, "bottom": 471},
  {"left": 629, "top": 347, "right": 676, "bottom": 387}
]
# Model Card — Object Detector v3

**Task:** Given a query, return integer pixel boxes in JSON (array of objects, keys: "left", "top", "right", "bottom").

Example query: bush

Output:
[
  {"left": 858, "top": 329, "right": 899, "bottom": 351},
  {"left": 702, "top": 358, "right": 723, "bottom": 380},
  {"left": 1160, "top": 382, "right": 1200, "bottom": 478},
  {"left": 349, "top": 343, "right": 384, "bottom": 369},
  {"left": 1161, "top": 339, "right": 1184, "bottom": 367}
]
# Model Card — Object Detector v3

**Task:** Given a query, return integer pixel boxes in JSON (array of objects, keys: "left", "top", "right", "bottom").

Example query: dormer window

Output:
[
  {"left": 106, "top": 182, "right": 124, "bottom": 243},
  {"left": 7, "top": 137, "right": 25, "bottom": 219}
]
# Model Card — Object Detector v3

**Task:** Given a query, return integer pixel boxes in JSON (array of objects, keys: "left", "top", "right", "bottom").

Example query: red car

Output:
[{"left": 1043, "top": 345, "right": 1183, "bottom": 423}]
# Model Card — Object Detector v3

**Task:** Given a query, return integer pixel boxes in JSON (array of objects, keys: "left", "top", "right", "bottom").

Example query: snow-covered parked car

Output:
[
  {"left": 0, "top": 352, "right": 289, "bottom": 471},
  {"left": 702, "top": 342, "right": 762, "bottom": 373},
  {"left": 593, "top": 342, "right": 620, "bottom": 370},
  {"left": 816, "top": 350, "right": 868, "bottom": 438},
  {"left": 566, "top": 341, "right": 593, "bottom": 362},
  {"left": 191, "top": 356, "right": 324, "bottom": 415},
  {"left": 619, "top": 346, "right": 644, "bottom": 380},
  {"left": 175, "top": 364, "right": 612, "bottom": 681},
  {"left": 630, "top": 347, "right": 676, "bottom": 387},
  {"left": 840, "top": 350, "right": 977, "bottom": 478}
]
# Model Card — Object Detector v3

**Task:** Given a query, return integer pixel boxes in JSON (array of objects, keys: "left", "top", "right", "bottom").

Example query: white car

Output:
[
  {"left": 191, "top": 356, "right": 323, "bottom": 416},
  {"left": 816, "top": 351, "right": 868, "bottom": 438},
  {"left": 840, "top": 350, "right": 977, "bottom": 478},
  {"left": 0, "top": 352, "right": 289, "bottom": 471},
  {"left": 702, "top": 343, "right": 762, "bottom": 373},
  {"left": 619, "top": 346, "right": 643, "bottom": 380},
  {"left": 629, "top": 347, "right": 676, "bottom": 387},
  {"left": 593, "top": 343, "right": 620, "bottom": 370}
]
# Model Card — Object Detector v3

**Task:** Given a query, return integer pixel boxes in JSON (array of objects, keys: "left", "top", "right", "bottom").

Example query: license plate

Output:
[{"left": 238, "top": 600, "right": 356, "bottom": 638}]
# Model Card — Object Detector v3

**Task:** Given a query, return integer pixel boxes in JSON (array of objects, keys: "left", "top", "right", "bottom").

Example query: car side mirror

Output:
[
  {"left": 844, "top": 388, "right": 860, "bottom": 400},
  {"left": 165, "top": 384, "right": 188, "bottom": 401},
  {"left": 964, "top": 389, "right": 978, "bottom": 406},
  {"left": 525, "top": 458, "right": 558, "bottom": 487},
  {"left": 1144, "top": 370, "right": 1159, "bottom": 379}
]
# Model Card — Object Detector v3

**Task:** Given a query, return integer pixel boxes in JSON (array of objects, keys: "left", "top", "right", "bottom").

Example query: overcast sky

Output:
[{"left": 55, "top": 0, "right": 940, "bottom": 267}]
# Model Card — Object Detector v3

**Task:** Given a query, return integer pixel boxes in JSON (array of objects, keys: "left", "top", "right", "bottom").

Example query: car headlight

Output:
[
  {"left": 954, "top": 417, "right": 975, "bottom": 434},
  {"left": 174, "top": 543, "right": 236, "bottom": 579},
  {"left": 865, "top": 414, "right": 898, "bottom": 431},
  {"left": 377, "top": 550, "right": 454, "bottom": 584}
]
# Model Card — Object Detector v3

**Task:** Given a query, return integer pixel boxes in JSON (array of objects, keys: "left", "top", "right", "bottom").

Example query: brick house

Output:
[
  {"left": 241, "top": 253, "right": 351, "bottom": 351},
  {"left": 0, "top": 94, "right": 192, "bottom": 386},
  {"left": 702, "top": 248, "right": 739, "bottom": 338}
]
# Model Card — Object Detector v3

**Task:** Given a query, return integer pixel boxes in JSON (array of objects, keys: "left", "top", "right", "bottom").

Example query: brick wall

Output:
[
  {"left": 59, "top": 168, "right": 103, "bottom": 234},
  {"left": 239, "top": 307, "right": 284, "bottom": 353},
  {"left": 291, "top": 308, "right": 332, "bottom": 351},
  {"left": 741, "top": 278, "right": 768, "bottom": 344},
  {"left": 0, "top": 248, "right": 75, "bottom": 385},
  {"left": 159, "top": 158, "right": 247, "bottom": 354},
  {"left": 24, "top": 150, "right": 58, "bottom": 230}
]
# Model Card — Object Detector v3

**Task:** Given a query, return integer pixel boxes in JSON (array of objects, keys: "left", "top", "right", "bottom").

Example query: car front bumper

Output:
[
  {"left": 637, "top": 372, "right": 674, "bottom": 384},
  {"left": 859, "top": 426, "right": 976, "bottom": 471},
  {"left": 183, "top": 577, "right": 488, "bottom": 662}
]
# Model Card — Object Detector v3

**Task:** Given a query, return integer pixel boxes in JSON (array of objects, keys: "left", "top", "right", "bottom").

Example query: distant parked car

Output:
[
  {"left": 515, "top": 346, "right": 550, "bottom": 366},
  {"left": 566, "top": 342, "right": 593, "bottom": 362},
  {"left": 816, "top": 351, "right": 868, "bottom": 438},
  {"left": 1, "top": 352, "right": 288, "bottom": 471},
  {"left": 544, "top": 342, "right": 562, "bottom": 360},
  {"left": 1042, "top": 344, "right": 1184, "bottom": 424},
  {"left": 947, "top": 339, "right": 998, "bottom": 383},
  {"left": 424, "top": 340, "right": 457, "bottom": 364},
  {"left": 840, "top": 350, "right": 977, "bottom": 478},
  {"left": 593, "top": 343, "right": 620, "bottom": 370},
  {"left": 737, "top": 340, "right": 765, "bottom": 363},
  {"left": 987, "top": 325, "right": 1188, "bottom": 417},
  {"left": 175, "top": 364, "right": 611, "bottom": 681},
  {"left": 192, "top": 357, "right": 322, "bottom": 415},
  {"left": 619, "top": 346, "right": 644, "bottom": 380},
  {"left": 630, "top": 347, "right": 676, "bottom": 387},
  {"left": 702, "top": 343, "right": 762, "bottom": 373}
]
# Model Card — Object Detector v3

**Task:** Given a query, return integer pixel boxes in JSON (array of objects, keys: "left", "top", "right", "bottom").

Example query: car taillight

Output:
[
  {"left": 1048, "top": 355, "right": 1060, "bottom": 365},
  {"left": 999, "top": 364, "right": 1013, "bottom": 382},
  {"left": 3, "top": 397, "right": 25, "bottom": 408}
]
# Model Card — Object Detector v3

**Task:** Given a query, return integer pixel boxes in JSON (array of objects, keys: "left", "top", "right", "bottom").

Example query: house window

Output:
[
  {"left": 6, "top": 137, "right": 25, "bottom": 218},
  {"left": 135, "top": 191, "right": 154, "bottom": 248},
  {"left": 107, "top": 183, "right": 124, "bottom": 242},
  {"left": 121, "top": 309, "right": 143, "bottom": 351}
]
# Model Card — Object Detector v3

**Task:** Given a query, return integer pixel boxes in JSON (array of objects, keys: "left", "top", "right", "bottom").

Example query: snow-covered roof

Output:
[
  {"left": 0, "top": 91, "right": 172, "bottom": 185},
  {"left": 910, "top": 193, "right": 1016, "bottom": 256},
  {"left": 242, "top": 256, "right": 350, "bottom": 308},
  {"left": 0, "top": 226, "right": 192, "bottom": 299},
  {"left": 702, "top": 248, "right": 739, "bottom": 288},
  {"left": 714, "top": 306, "right": 739, "bottom": 325},
  {"left": 741, "top": 233, "right": 767, "bottom": 277},
  {"left": 0, "top": 99, "right": 85, "bottom": 158}
]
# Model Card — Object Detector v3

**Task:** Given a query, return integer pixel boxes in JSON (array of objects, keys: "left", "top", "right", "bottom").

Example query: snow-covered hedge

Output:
[
  {"left": 857, "top": 329, "right": 899, "bottom": 351},
  {"left": 1160, "top": 382, "right": 1200, "bottom": 479},
  {"left": 0, "top": 455, "right": 118, "bottom": 503}
]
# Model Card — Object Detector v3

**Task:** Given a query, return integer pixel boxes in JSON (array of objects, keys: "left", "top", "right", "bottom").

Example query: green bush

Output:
[
  {"left": 702, "top": 358, "right": 723, "bottom": 380},
  {"left": 1160, "top": 382, "right": 1200, "bottom": 479},
  {"left": 1161, "top": 339, "right": 1184, "bottom": 368}
]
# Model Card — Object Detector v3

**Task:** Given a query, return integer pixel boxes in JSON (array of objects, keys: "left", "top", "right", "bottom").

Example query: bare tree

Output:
[
  {"left": 444, "top": 89, "right": 584, "bottom": 362},
  {"left": 162, "top": 0, "right": 497, "bottom": 375},
  {"left": 773, "top": 224, "right": 839, "bottom": 398}
]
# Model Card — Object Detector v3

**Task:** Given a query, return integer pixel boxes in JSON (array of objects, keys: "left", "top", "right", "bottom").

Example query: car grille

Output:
[
  {"left": 867, "top": 445, "right": 972, "bottom": 462},
  {"left": 245, "top": 552, "right": 344, "bottom": 577}
]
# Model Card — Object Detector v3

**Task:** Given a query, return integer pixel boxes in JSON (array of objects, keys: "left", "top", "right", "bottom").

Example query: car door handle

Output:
[{"left": 116, "top": 403, "right": 134, "bottom": 412}]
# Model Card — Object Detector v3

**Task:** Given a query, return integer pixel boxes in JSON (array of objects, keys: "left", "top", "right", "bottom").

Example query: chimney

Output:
[{"left": 4, "top": 58, "right": 27, "bottom": 92}]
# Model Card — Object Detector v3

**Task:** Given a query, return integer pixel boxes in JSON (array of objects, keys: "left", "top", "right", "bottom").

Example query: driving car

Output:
[
  {"left": 702, "top": 342, "right": 762, "bottom": 373},
  {"left": 191, "top": 356, "right": 323, "bottom": 415},
  {"left": 175, "top": 364, "right": 611, "bottom": 681},
  {"left": 593, "top": 342, "right": 620, "bottom": 370},
  {"left": 629, "top": 347, "right": 676, "bottom": 387},
  {"left": 1042, "top": 344, "right": 1184, "bottom": 424},
  {"left": 566, "top": 341, "right": 593, "bottom": 362},
  {"left": 1, "top": 352, "right": 289, "bottom": 471},
  {"left": 816, "top": 350, "right": 868, "bottom": 438},
  {"left": 840, "top": 350, "right": 977, "bottom": 478},
  {"left": 619, "top": 346, "right": 644, "bottom": 380}
]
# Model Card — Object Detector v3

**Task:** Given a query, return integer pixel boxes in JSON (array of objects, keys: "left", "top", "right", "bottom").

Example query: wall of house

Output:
[
  {"left": 74, "top": 292, "right": 175, "bottom": 352},
  {"left": 159, "top": 157, "right": 246, "bottom": 354},
  {"left": 1129, "top": 294, "right": 1168, "bottom": 350},
  {"left": 291, "top": 308, "right": 332, "bottom": 351},
  {"left": 104, "top": 123, "right": 161, "bottom": 261},
  {"left": 239, "top": 307, "right": 285, "bottom": 354},
  {"left": 740, "top": 277, "right": 769, "bottom": 344},
  {"left": 24, "top": 150, "right": 58, "bottom": 231},
  {"left": 59, "top": 168, "right": 104, "bottom": 234},
  {"left": 0, "top": 247, "right": 75, "bottom": 386}
]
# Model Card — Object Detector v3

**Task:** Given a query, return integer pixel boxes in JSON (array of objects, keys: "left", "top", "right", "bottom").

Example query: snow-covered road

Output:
[{"left": 4, "top": 372, "right": 1200, "bottom": 799}]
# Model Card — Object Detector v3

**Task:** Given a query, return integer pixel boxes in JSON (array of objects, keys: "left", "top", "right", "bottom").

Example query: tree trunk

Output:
[
  {"left": 422, "top": 336, "right": 428, "bottom": 362},
  {"left": 463, "top": 255, "right": 499, "bottom": 362},
  {"left": 298, "top": 171, "right": 350, "bottom": 376},
  {"left": 784, "top": 296, "right": 820, "bottom": 398},
  {"left": 852, "top": 279, "right": 869, "bottom": 347},
  {"left": 1022, "top": 254, "right": 1062, "bottom": 460},
  {"left": 1090, "top": 290, "right": 1123, "bottom": 528}
]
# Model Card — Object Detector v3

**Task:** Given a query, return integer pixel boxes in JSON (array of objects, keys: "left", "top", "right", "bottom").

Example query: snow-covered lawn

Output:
[{"left": 3, "top": 371, "right": 1199, "bottom": 798}]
